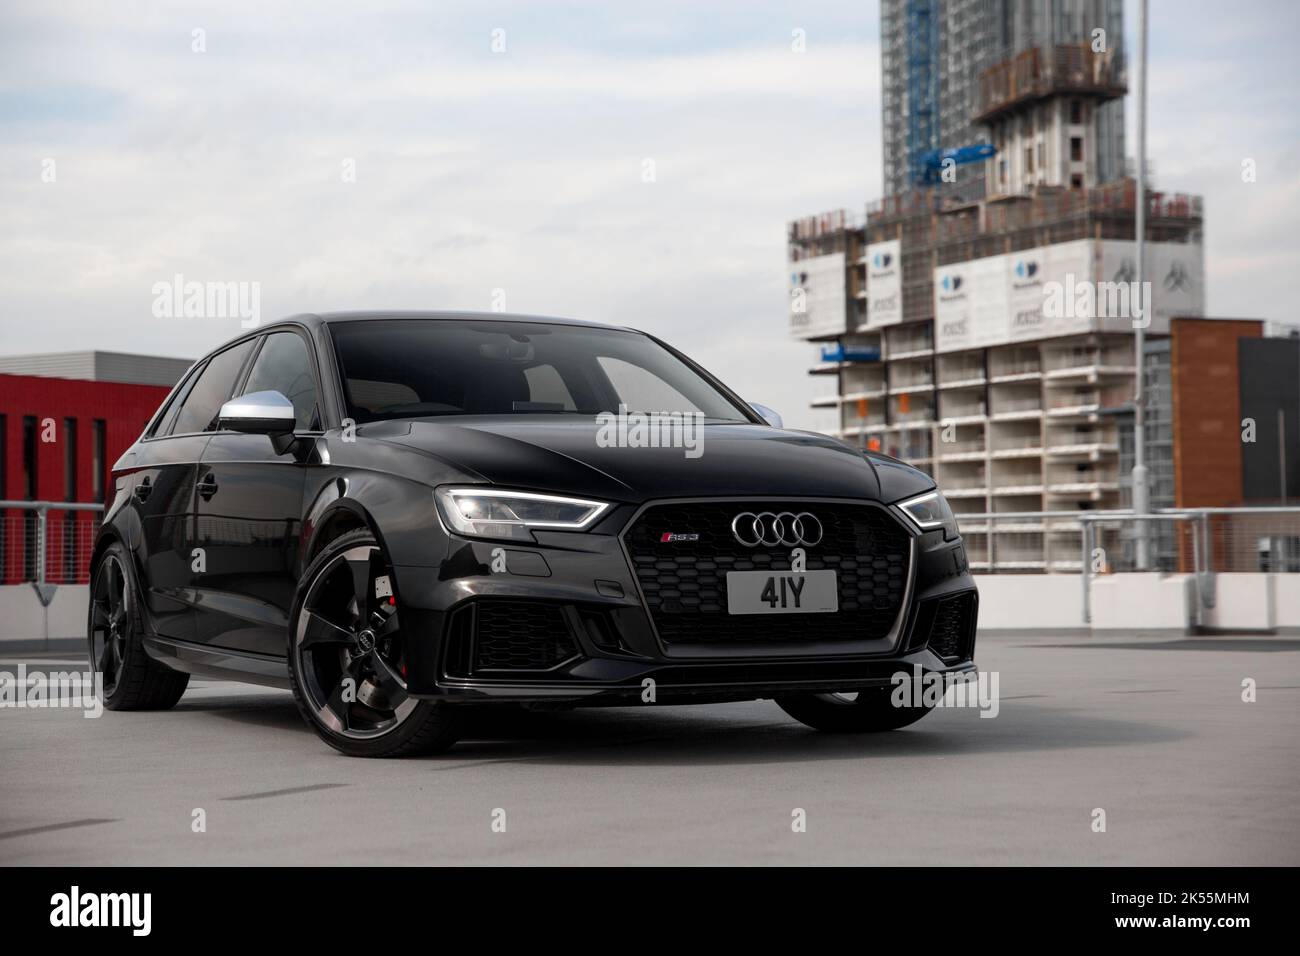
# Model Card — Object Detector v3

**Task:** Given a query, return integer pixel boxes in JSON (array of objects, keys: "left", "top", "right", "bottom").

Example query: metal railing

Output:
[
  {"left": 960, "top": 507, "right": 1300, "bottom": 565},
  {"left": 957, "top": 507, "right": 1300, "bottom": 624},
  {"left": 0, "top": 500, "right": 105, "bottom": 586},
  {"left": 1078, "top": 512, "right": 1203, "bottom": 626}
]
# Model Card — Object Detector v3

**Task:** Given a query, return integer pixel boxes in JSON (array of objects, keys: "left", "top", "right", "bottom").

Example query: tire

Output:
[
  {"left": 87, "top": 541, "right": 190, "bottom": 710},
  {"left": 287, "top": 529, "right": 461, "bottom": 757},
  {"left": 775, "top": 687, "right": 932, "bottom": 733}
]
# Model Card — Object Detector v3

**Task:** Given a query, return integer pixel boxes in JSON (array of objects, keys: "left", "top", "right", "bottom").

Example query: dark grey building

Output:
[
  {"left": 0, "top": 351, "right": 193, "bottom": 387},
  {"left": 1239, "top": 334, "right": 1300, "bottom": 505}
]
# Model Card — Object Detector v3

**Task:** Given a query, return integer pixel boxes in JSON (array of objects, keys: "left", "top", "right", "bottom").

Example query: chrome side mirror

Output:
[
  {"left": 218, "top": 390, "right": 295, "bottom": 435},
  {"left": 749, "top": 402, "right": 783, "bottom": 428}
]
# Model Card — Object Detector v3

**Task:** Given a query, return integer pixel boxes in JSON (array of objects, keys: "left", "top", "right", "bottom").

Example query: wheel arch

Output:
[
  {"left": 305, "top": 500, "right": 378, "bottom": 563},
  {"left": 89, "top": 525, "right": 123, "bottom": 576},
  {"left": 299, "top": 492, "right": 415, "bottom": 610},
  {"left": 88, "top": 523, "right": 144, "bottom": 603},
  {"left": 302, "top": 474, "right": 388, "bottom": 563},
  {"left": 301, "top": 470, "right": 450, "bottom": 574}
]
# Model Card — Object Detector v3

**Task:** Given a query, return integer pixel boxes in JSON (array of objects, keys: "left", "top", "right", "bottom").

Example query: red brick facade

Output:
[
  {"left": 1170, "top": 318, "right": 1262, "bottom": 508},
  {"left": 0, "top": 373, "right": 173, "bottom": 583}
]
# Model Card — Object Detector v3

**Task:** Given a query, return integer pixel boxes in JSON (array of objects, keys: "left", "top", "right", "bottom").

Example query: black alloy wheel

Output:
[
  {"left": 288, "top": 529, "right": 460, "bottom": 757},
  {"left": 87, "top": 541, "right": 189, "bottom": 710},
  {"left": 89, "top": 550, "right": 129, "bottom": 698}
]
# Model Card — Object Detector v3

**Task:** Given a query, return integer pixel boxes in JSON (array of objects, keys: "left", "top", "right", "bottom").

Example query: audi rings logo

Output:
[{"left": 731, "top": 511, "right": 823, "bottom": 548}]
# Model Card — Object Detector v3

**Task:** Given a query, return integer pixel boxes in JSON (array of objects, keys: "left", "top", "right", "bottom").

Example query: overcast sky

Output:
[{"left": 1, "top": 0, "right": 1296, "bottom": 430}]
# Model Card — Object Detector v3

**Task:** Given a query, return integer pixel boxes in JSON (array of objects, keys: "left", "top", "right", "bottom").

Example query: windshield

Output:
[{"left": 328, "top": 319, "right": 754, "bottom": 424}]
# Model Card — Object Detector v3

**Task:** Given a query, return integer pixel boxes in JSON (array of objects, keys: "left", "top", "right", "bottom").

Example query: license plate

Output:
[{"left": 725, "top": 570, "right": 838, "bottom": 615}]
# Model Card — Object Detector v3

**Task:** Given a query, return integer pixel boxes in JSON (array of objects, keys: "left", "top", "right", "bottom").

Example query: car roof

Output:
[{"left": 281, "top": 310, "right": 640, "bottom": 334}]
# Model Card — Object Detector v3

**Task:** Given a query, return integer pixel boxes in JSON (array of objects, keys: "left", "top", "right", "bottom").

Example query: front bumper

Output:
[
  {"left": 421, "top": 650, "right": 978, "bottom": 705},
  {"left": 391, "top": 499, "right": 979, "bottom": 703}
]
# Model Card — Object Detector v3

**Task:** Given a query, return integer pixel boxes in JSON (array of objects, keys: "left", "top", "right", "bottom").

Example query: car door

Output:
[
  {"left": 133, "top": 338, "right": 259, "bottom": 640},
  {"left": 192, "top": 329, "right": 321, "bottom": 656},
  {"left": 129, "top": 368, "right": 208, "bottom": 642}
]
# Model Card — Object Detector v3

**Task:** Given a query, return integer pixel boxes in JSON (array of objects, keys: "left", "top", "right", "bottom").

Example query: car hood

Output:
[{"left": 362, "top": 417, "right": 935, "bottom": 504}]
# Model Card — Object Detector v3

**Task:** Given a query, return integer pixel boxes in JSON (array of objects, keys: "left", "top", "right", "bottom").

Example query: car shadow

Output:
[
  {"left": 179, "top": 691, "right": 1191, "bottom": 766},
  {"left": 175, "top": 690, "right": 310, "bottom": 733},
  {"left": 436, "top": 701, "right": 1190, "bottom": 766}
]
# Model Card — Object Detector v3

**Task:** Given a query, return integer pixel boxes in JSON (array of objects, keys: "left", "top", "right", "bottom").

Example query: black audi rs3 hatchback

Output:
[{"left": 89, "top": 312, "right": 978, "bottom": 756}]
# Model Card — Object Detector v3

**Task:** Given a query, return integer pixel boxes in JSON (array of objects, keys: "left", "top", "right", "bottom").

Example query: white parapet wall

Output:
[
  {"left": 975, "top": 572, "right": 1300, "bottom": 635},
  {"left": 1202, "top": 574, "right": 1276, "bottom": 631},
  {"left": 0, "top": 584, "right": 90, "bottom": 650},
  {"left": 0, "top": 584, "right": 49, "bottom": 647},
  {"left": 47, "top": 585, "right": 90, "bottom": 643},
  {"left": 1088, "top": 573, "right": 1193, "bottom": 635},
  {"left": 973, "top": 574, "right": 1085, "bottom": 632},
  {"left": 1274, "top": 575, "right": 1300, "bottom": 632}
]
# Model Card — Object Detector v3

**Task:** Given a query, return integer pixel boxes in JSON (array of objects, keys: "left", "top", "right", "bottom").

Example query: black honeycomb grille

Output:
[
  {"left": 623, "top": 501, "right": 911, "bottom": 645},
  {"left": 927, "top": 592, "right": 975, "bottom": 662},
  {"left": 473, "top": 600, "right": 579, "bottom": 671}
]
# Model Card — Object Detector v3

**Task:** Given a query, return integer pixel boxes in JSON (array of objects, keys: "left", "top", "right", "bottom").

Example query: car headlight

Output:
[
  {"left": 434, "top": 487, "right": 610, "bottom": 542},
  {"left": 896, "top": 490, "right": 960, "bottom": 540}
]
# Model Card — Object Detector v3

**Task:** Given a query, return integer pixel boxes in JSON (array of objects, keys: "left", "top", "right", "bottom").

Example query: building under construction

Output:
[
  {"left": 788, "top": 0, "right": 1219, "bottom": 572},
  {"left": 881, "top": 0, "right": 1127, "bottom": 202}
]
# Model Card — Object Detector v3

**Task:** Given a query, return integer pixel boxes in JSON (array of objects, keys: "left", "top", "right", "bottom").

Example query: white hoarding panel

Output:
[
  {"left": 969, "top": 254, "right": 1008, "bottom": 348},
  {"left": 865, "top": 239, "right": 902, "bottom": 328},
  {"left": 788, "top": 252, "right": 847, "bottom": 339},
  {"left": 934, "top": 238, "right": 1201, "bottom": 351},
  {"left": 1005, "top": 246, "right": 1048, "bottom": 342},
  {"left": 934, "top": 261, "right": 973, "bottom": 352},
  {"left": 1038, "top": 239, "right": 1095, "bottom": 340},
  {"left": 1097, "top": 240, "right": 1203, "bottom": 334},
  {"left": 935, "top": 253, "right": 1006, "bottom": 352}
]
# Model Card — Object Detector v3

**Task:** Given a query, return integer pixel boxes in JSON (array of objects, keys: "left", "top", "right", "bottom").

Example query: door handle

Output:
[
  {"left": 197, "top": 474, "right": 219, "bottom": 501},
  {"left": 133, "top": 477, "right": 152, "bottom": 502}
]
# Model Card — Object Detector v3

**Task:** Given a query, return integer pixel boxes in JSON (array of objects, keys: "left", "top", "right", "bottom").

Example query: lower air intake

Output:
[
  {"left": 926, "top": 592, "right": 976, "bottom": 663},
  {"left": 445, "top": 600, "right": 580, "bottom": 675}
]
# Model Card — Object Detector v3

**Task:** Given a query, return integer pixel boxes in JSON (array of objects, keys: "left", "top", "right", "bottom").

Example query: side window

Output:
[
  {"left": 150, "top": 365, "right": 202, "bottom": 438},
  {"left": 169, "top": 339, "right": 257, "bottom": 435},
  {"left": 241, "top": 332, "right": 319, "bottom": 429}
]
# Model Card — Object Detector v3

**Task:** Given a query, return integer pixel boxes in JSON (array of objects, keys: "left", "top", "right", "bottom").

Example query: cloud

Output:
[
  {"left": 1134, "top": 0, "right": 1300, "bottom": 324},
  {"left": 0, "top": 1, "right": 879, "bottom": 429},
  {"left": 2, "top": 0, "right": 1291, "bottom": 433}
]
